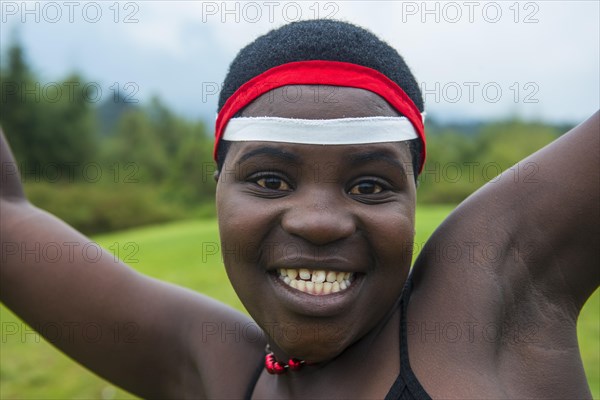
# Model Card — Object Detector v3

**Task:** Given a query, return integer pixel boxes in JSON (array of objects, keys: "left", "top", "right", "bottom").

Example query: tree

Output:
[
  {"left": 167, "top": 121, "right": 215, "bottom": 204},
  {"left": 106, "top": 109, "right": 169, "bottom": 184},
  {"left": 1, "top": 42, "right": 98, "bottom": 181},
  {"left": 0, "top": 39, "right": 43, "bottom": 168}
]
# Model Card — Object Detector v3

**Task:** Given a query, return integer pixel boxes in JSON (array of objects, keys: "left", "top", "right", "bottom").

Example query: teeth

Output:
[
  {"left": 276, "top": 268, "right": 355, "bottom": 296},
  {"left": 326, "top": 271, "right": 336, "bottom": 283},
  {"left": 312, "top": 270, "right": 326, "bottom": 283},
  {"left": 332, "top": 281, "right": 340, "bottom": 293},
  {"left": 314, "top": 282, "right": 323, "bottom": 295},
  {"left": 299, "top": 269, "right": 311, "bottom": 280},
  {"left": 297, "top": 280, "right": 306, "bottom": 291},
  {"left": 305, "top": 281, "right": 314, "bottom": 294}
]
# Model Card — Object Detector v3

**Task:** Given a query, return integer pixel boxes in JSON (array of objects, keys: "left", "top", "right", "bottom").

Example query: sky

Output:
[{"left": 1, "top": 0, "right": 599, "bottom": 125}]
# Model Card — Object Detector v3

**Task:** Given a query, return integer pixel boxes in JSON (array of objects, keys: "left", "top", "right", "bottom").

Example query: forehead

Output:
[{"left": 240, "top": 85, "right": 400, "bottom": 119}]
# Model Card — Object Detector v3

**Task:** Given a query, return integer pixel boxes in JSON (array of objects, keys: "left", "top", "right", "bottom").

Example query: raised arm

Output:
[
  {"left": 520, "top": 111, "right": 600, "bottom": 307},
  {"left": 415, "top": 111, "right": 599, "bottom": 308},
  {"left": 407, "top": 112, "right": 598, "bottom": 398},
  {"left": 0, "top": 129, "right": 264, "bottom": 398}
]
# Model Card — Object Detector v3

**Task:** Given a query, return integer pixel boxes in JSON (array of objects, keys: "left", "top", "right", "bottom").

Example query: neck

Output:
[{"left": 263, "top": 299, "right": 403, "bottom": 398}]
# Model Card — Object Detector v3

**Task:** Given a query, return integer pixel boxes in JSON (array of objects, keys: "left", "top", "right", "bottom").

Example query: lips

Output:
[
  {"left": 266, "top": 262, "right": 365, "bottom": 317},
  {"left": 277, "top": 268, "right": 355, "bottom": 295}
]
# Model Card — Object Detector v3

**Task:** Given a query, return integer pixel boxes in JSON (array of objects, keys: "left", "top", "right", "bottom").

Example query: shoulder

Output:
[{"left": 158, "top": 287, "right": 267, "bottom": 398}]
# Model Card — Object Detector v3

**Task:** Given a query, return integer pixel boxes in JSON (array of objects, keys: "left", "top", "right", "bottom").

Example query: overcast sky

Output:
[{"left": 1, "top": 1, "right": 598, "bottom": 125}]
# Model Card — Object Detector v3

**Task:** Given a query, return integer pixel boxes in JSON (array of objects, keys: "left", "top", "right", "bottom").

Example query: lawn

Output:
[{"left": 1, "top": 205, "right": 598, "bottom": 399}]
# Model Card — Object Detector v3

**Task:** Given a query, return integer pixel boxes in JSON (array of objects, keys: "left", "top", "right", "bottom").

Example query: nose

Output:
[{"left": 281, "top": 191, "right": 356, "bottom": 246}]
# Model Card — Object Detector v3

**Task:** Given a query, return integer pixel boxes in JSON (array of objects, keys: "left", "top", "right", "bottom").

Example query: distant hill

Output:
[{"left": 424, "top": 115, "right": 575, "bottom": 137}]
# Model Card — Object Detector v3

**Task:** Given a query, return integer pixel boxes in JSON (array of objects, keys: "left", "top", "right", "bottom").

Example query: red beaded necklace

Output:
[{"left": 264, "top": 344, "right": 312, "bottom": 374}]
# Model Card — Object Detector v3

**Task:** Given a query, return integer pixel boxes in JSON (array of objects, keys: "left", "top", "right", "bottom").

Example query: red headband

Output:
[{"left": 214, "top": 60, "right": 426, "bottom": 173}]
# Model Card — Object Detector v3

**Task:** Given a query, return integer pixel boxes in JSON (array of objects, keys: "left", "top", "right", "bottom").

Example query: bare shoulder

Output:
[{"left": 157, "top": 283, "right": 267, "bottom": 399}]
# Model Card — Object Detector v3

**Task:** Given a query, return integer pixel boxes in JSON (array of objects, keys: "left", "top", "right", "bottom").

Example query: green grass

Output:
[{"left": 1, "top": 205, "right": 598, "bottom": 399}]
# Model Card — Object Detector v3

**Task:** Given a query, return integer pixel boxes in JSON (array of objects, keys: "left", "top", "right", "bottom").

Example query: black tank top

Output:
[
  {"left": 384, "top": 277, "right": 432, "bottom": 399},
  {"left": 244, "top": 277, "right": 432, "bottom": 399}
]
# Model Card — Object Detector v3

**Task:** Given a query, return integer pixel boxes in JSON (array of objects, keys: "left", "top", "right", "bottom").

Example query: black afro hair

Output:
[
  {"left": 216, "top": 19, "right": 423, "bottom": 179},
  {"left": 218, "top": 19, "right": 423, "bottom": 112}
]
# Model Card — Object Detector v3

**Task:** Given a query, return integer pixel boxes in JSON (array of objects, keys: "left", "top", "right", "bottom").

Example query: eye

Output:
[
  {"left": 254, "top": 176, "right": 292, "bottom": 191},
  {"left": 349, "top": 180, "right": 384, "bottom": 195}
]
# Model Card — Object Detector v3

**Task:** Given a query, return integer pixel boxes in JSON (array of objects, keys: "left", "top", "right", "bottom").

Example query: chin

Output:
[{"left": 267, "top": 318, "right": 355, "bottom": 363}]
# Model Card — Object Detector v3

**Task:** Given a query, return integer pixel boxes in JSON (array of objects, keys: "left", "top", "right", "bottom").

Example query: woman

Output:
[{"left": 1, "top": 20, "right": 598, "bottom": 399}]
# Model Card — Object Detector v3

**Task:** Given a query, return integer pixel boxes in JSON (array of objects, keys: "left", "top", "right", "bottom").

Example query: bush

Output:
[{"left": 24, "top": 182, "right": 193, "bottom": 235}]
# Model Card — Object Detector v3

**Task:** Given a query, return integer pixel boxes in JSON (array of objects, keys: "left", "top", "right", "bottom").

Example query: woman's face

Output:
[{"left": 215, "top": 85, "right": 417, "bottom": 362}]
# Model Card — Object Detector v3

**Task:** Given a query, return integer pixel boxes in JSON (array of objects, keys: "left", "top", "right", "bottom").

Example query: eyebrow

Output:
[
  {"left": 237, "top": 146, "right": 408, "bottom": 174},
  {"left": 238, "top": 146, "right": 301, "bottom": 164},
  {"left": 347, "top": 150, "right": 407, "bottom": 174}
]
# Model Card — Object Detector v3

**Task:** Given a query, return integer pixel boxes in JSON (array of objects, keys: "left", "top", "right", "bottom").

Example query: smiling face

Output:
[{"left": 215, "top": 85, "right": 417, "bottom": 362}]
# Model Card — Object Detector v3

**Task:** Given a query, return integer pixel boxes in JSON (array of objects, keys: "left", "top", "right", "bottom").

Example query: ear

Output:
[{"left": 213, "top": 170, "right": 220, "bottom": 183}]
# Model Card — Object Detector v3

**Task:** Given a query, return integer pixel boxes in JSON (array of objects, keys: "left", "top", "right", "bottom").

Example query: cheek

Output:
[
  {"left": 217, "top": 188, "right": 261, "bottom": 266},
  {"left": 360, "top": 204, "right": 415, "bottom": 297},
  {"left": 216, "top": 183, "right": 280, "bottom": 301},
  {"left": 363, "top": 200, "right": 415, "bottom": 260},
  {"left": 377, "top": 213, "right": 415, "bottom": 266}
]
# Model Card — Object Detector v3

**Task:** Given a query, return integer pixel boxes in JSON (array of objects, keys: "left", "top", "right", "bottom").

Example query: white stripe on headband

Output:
[{"left": 222, "top": 116, "right": 420, "bottom": 145}]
